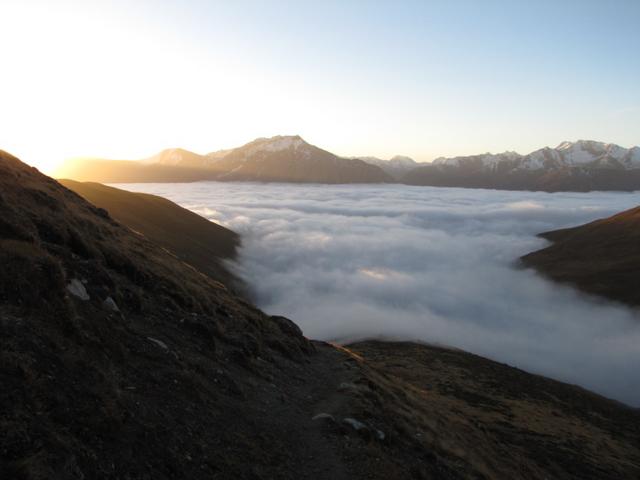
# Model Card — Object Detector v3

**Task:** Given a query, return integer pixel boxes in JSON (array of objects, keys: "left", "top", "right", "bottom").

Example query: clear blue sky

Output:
[{"left": 1, "top": 0, "right": 639, "bottom": 171}]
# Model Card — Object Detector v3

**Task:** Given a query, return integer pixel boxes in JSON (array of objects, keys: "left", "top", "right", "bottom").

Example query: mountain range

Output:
[
  {"left": 404, "top": 140, "right": 640, "bottom": 191},
  {"left": 56, "top": 137, "right": 640, "bottom": 191},
  {"left": 57, "top": 136, "right": 392, "bottom": 184}
]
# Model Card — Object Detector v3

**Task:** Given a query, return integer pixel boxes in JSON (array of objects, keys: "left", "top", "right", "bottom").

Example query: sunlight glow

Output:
[{"left": 1, "top": 1, "right": 638, "bottom": 173}]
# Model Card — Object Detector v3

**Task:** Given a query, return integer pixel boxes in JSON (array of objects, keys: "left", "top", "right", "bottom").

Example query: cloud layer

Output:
[{"left": 117, "top": 182, "right": 640, "bottom": 406}]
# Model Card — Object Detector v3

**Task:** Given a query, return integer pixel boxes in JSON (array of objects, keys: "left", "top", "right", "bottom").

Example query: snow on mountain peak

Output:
[
  {"left": 254, "top": 135, "right": 306, "bottom": 152},
  {"left": 389, "top": 155, "right": 417, "bottom": 166},
  {"left": 229, "top": 135, "right": 314, "bottom": 162},
  {"left": 432, "top": 151, "right": 522, "bottom": 167},
  {"left": 552, "top": 140, "right": 629, "bottom": 166},
  {"left": 556, "top": 141, "right": 574, "bottom": 151}
]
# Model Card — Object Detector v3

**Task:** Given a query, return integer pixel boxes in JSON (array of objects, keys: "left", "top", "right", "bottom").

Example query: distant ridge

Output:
[
  {"left": 56, "top": 136, "right": 392, "bottom": 184},
  {"left": 353, "top": 155, "right": 418, "bottom": 179},
  {"left": 56, "top": 138, "right": 640, "bottom": 191},
  {"left": 403, "top": 140, "right": 640, "bottom": 191}
]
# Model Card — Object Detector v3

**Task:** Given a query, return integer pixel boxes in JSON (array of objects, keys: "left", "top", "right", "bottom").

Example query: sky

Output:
[
  {"left": 114, "top": 181, "right": 640, "bottom": 406},
  {"left": 1, "top": 0, "right": 639, "bottom": 173}
]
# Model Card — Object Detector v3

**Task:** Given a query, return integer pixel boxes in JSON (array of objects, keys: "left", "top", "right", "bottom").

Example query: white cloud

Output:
[{"left": 115, "top": 182, "right": 640, "bottom": 406}]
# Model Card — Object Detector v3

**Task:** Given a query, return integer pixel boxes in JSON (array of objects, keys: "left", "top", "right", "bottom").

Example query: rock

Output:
[
  {"left": 312, "top": 413, "right": 336, "bottom": 423},
  {"left": 67, "top": 278, "right": 90, "bottom": 301},
  {"left": 147, "top": 337, "right": 168, "bottom": 350},
  {"left": 342, "top": 417, "right": 374, "bottom": 441},
  {"left": 342, "top": 417, "right": 367, "bottom": 432},
  {"left": 103, "top": 296, "right": 119, "bottom": 312},
  {"left": 342, "top": 418, "right": 385, "bottom": 442}
]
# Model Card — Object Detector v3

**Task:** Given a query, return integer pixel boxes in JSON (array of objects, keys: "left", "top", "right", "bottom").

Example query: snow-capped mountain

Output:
[
  {"left": 57, "top": 135, "right": 392, "bottom": 184},
  {"left": 113, "top": 136, "right": 392, "bottom": 183},
  {"left": 403, "top": 140, "right": 640, "bottom": 191},
  {"left": 429, "top": 141, "right": 640, "bottom": 171},
  {"left": 518, "top": 141, "right": 640, "bottom": 170},
  {"left": 209, "top": 135, "right": 392, "bottom": 183},
  {"left": 143, "top": 148, "right": 216, "bottom": 168},
  {"left": 431, "top": 151, "right": 522, "bottom": 169}
]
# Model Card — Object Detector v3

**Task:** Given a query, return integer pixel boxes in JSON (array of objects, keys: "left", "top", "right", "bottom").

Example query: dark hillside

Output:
[
  {"left": 522, "top": 206, "right": 640, "bottom": 307},
  {"left": 58, "top": 180, "right": 240, "bottom": 290}
]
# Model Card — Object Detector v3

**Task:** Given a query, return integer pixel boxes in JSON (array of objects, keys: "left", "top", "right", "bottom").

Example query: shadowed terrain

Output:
[
  {"left": 522, "top": 206, "right": 640, "bottom": 307},
  {"left": 2, "top": 150, "right": 639, "bottom": 479},
  {"left": 58, "top": 179, "right": 240, "bottom": 290},
  {"left": 348, "top": 341, "right": 640, "bottom": 479}
]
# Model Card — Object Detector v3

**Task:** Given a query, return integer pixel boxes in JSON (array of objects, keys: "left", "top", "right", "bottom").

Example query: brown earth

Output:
[
  {"left": 521, "top": 206, "right": 640, "bottom": 307},
  {"left": 2, "top": 150, "right": 639, "bottom": 479}
]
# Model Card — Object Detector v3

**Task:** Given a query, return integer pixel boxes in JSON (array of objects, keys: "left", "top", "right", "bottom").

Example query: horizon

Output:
[
  {"left": 52, "top": 135, "right": 640, "bottom": 174},
  {"left": 1, "top": 0, "right": 639, "bottom": 174}
]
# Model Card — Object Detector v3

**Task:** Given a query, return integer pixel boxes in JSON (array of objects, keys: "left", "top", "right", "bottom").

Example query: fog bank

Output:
[{"left": 116, "top": 183, "right": 640, "bottom": 406}]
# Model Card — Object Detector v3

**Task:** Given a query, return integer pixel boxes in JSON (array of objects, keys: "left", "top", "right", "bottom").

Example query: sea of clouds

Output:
[{"left": 116, "top": 182, "right": 640, "bottom": 406}]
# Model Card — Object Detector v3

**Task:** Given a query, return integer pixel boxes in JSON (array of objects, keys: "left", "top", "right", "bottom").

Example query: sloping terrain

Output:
[
  {"left": 348, "top": 341, "right": 640, "bottom": 479},
  {"left": 58, "top": 180, "right": 240, "bottom": 290},
  {"left": 2, "top": 150, "right": 640, "bottom": 479},
  {"left": 522, "top": 206, "right": 640, "bottom": 307}
]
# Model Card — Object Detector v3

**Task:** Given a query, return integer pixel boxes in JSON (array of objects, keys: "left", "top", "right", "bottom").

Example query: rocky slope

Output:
[
  {"left": 56, "top": 136, "right": 392, "bottom": 184},
  {"left": 522, "top": 205, "right": 640, "bottom": 307},
  {"left": 3, "top": 150, "right": 640, "bottom": 479},
  {"left": 58, "top": 180, "right": 241, "bottom": 290},
  {"left": 403, "top": 140, "right": 640, "bottom": 191}
]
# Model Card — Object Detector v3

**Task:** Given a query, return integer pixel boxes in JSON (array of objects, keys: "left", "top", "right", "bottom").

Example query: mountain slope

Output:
[
  {"left": 349, "top": 341, "right": 640, "bottom": 479},
  {"left": 0, "top": 149, "right": 330, "bottom": 479},
  {"left": 3, "top": 150, "right": 640, "bottom": 479},
  {"left": 404, "top": 140, "right": 640, "bottom": 192},
  {"left": 56, "top": 136, "right": 392, "bottom": 184},
  {"left": 521, "top": 205, "right": 640, "bottom": 307},
  {"left": 211, "top": 136, "right": 390, "bottom": 183},
  {"left": 58, "top": 180, "right": 240, "bottom": 289}
]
